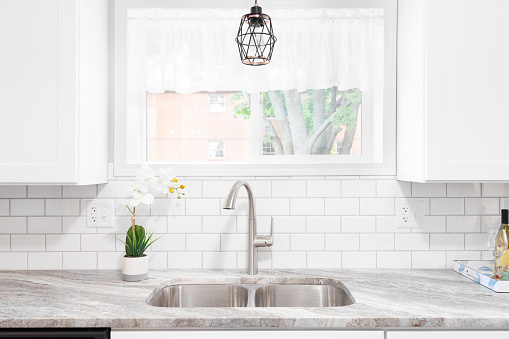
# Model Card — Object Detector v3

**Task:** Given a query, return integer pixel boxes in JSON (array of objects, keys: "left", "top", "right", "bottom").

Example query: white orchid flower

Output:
[{"left": 129, "top": 191, "right": 154, "bottom": 207}]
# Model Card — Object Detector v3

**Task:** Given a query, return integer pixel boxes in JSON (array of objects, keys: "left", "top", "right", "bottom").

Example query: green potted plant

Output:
[{"left": 117, "top": 165, "right": 185, "bottom": 281}]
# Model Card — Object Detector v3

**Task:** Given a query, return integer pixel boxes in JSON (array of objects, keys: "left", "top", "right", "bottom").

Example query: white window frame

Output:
[
  {"left": 208, "top": 141, "right": 226, "bottom": 160},
  {"left": 114, "top": 0, "right": 397, "bottom": 177},
  {"left": 208, "top": 94, "right": 226, "bottom": 113}
]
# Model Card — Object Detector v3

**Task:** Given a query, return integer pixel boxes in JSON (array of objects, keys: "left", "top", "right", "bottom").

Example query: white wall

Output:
[{"left": 0, "top": 177, "right": 504, "bottom": 270}]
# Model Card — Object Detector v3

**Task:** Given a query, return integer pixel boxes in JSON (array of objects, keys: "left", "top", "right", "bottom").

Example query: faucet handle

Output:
[{"left": 265, "top": 217, "right": 274, "bottom": 247}]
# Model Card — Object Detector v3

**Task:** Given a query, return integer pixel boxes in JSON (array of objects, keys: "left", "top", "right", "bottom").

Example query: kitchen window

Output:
[
  {"left": 114, "top": 0, "right": 397, "bottom": 176},
  {"left": 209, "top": 94, "right": 226, "bottom": 113},
  {"left": 209, "top": 141, "right": 226, "bottom": 159}
]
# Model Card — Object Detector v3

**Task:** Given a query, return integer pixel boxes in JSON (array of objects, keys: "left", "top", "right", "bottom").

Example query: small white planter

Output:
[{"left": 122, "top": 255, "right": 148, "bottom": 282}]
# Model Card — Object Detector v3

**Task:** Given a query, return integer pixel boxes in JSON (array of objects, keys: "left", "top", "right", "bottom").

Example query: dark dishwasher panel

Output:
[{"left": 0, "top": 328, "right": 110, "bottom": 339}]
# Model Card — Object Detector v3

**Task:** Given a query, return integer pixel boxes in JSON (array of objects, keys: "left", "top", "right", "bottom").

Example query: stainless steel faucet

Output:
[{"left": 223, "top": 181, "right": 274, "bottom": 275}]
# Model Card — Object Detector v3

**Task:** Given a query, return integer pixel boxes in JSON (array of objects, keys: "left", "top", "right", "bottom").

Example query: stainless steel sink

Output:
[
  {"left": 147, "top": 284, "right": 249, "bottom": 307},
  {"left": 146, "top": 281, "right": 355, "bottom": 308},
  {"left": 254, "top": 284, "right": 354, "bottom": 307}
]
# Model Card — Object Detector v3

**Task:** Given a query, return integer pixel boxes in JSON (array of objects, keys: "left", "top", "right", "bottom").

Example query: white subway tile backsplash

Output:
[
  {"left": 132, "top": 216, "right": 167, "bottom": 233},
  {"left": 376, "top": 180, "right": 411, "bottom": 198},
  {"left": 325, "top": 234, "right": 359, "bottom": 251},
  {"left": 341, "top": 216, "right": 376, "bottom": 233},
  {"left": 81, "top": 234, "right": 115, "bottom": 251},
  {"left": 0, "top": 186, "right": 26, "bottom": 198},
  {"left": 203, "top": 216, "right": 236, "bottom": 233},
  {"left": 430, "top": 234, "right": 464, "bottom": 250},
  {"left": 238, "top": 251, "right": 271, "bottom": 269},
  {"left": 272, "top": 251, "right": 306, "bottom": 268},
  {"left": 256, "top": 198, "right": 290, "bottom": 216},
  {"left": 62, "top": 185, "right": 97, "bottom": 198},
  {"left": 0, "top": 199, "right": 8, "bottom": 216},
  {"left": 483, "top": 183, "right": 509, "bottom": 197},
  {"left": 324, "top": 198, "right": 360, "bottom": 215},
  {"left": 268, "top": 234, "right": 290, "bottom": 251},
  {"left": 342, "top": 180, "right": 376, "bottom": 197},
  {"left": 412, "top": 183, "right": 446, "bottom": 197},
  {"left": 376, "top": 251, "right": 411, "bottom": 269},
  {"left": 360, "top": 234, "right": 394, "bottom": 251},
  {"left": 290, "top": 198, "right": 324, "bottom": 216},
  {"left": 149, "top": 234, "right": 186, "bottom": 252},
  {"left": 202, "top": 181, "right": 236, "bottom": 198},
  {"left": 11, "top": 199, "right": 44, "bottom": 216},
  {"left": 272, "top": 181, "right": 306, "bottom": 198},
  {"left": 151, "top": 199, "right": 185, "bottom": 216},
  {"left": 395, "top": 234, "right": 429, "bottom": 250},
  {"left": 180, "top": 181, "right": 203, "bottom": 198},
  {"left": 97, "top": 182, "right": 130, "bottom": 198},
  {"left": 0, "top": 178, "right": 505, "bottom": 270},
  {"left": 203, "top": 252, "right": 236, "bottom": 269},
  {"left": 46, "top": 199, "right": 80, "bottom": 216},
  {"left": 0, "top": 253, "right": 27, "bottom": 269},
  {"left": 414, "top": 216, "right": 447, "bottom": 233},
  {"left": 186, "top": 199, "right": 218, "bottom": 216},
  {"left": 168, "top": 216, "right": 201, "bottom": 233},
  {"left": 62, "top": 217, "right": 95, "bottom": 234},
  {"left": 63, "top": 252, "right": 97, "bottom": 270},
  {"left": 186, "top": 234, "right": 220, "bottom": 251},
  {"left": 0, "top": 217, "right": 27, "bottom": 234},
  {"left": 0, "top": 235, "right": 10, "bottom": 251},
  {"left": 307, "top": 252, "right": 341, "bottom": 268},
  {"left": 28, "top": 186, "right": 61, "bottom": 198},
  {"left": 256, "top": 216, "right": 305, "bottom": 234},
  {"left": 97, "top": 252, "right": 123, "bottom": 270},
  {"left": 360, "top": 198, "right": 394, "bottom": 216},
  {"left": 168, "top": 252, "right": 202, "bottom": 269},
  {"left": 291, "top": 234, "right": 324, "bottom": 251},
  {"left": 147, "top": 251, "right": 168, "bottom": 269},
  {"left": 447, "top": 183, "right": 481, "bottom": 197},
  {"left": 307, "top": 180, "right": 341, "bottom": 198},
  {"left": 412, "top": 251, "right": 446, "bottom": 269},
  {"left": 430, "top": 198, "right": 464, "bottom": 215},
  {"left": 465, "top": 198, "right": 499, "bottom": 215},
  {"left": 115, "top": 200, "right": 150, "bottom": 216},
  {"left": 46, "top": 234, "right": 80, "bottom": 251},
  {"left": 307, "top": 216, "right": 340, "bottom": 233},
  {"left": 342, "top": 251, "right": 376, "bottom": 268},
  {"left": 28, "top": 217, "right": 61, "bottom": 234},
  {"left": 11, "top": 235, "right": 45, "bottom": 251},
  {"left": 465, "top": 233, "right": 487, "bottom": 251},
  {"left": 376, "top": 216, "right": 410, "bottom": 233},
  {"left": 447, "top": 216, "right": 481, "bottom": 233},
  {"left": 221, "top": 234, "right": 247, "bottom": 251},
  {"left": 28, "top": 252, "right": 62, "bottom": 270},
  {"left": 446, "top": 251, "right": 481, "bottom": 268}
]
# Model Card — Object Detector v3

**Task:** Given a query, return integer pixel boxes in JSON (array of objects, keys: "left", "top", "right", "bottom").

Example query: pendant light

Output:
[{"left": 235, "top": 0, "right": 277, "bottom": 66}]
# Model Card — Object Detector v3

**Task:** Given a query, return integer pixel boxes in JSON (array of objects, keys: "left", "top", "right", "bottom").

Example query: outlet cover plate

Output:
[
  {"left": 397, "top": 200, "right": 425, "bottom": 229},
  {"left": 86, "top": 200, "right": 114, "bottom": 228}
]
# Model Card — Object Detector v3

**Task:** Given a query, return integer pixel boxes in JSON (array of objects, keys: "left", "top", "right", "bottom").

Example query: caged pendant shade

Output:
[{"left": 235, "top": 0, "right": 277, "bottom": 66}]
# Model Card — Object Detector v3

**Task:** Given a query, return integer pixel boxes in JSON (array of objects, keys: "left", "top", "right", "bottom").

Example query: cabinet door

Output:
[
  {"left": 426, "top": 0, "right": 509, "bottom": 181},
  {"left": 0, "top": 0, "right": 77, "bottom": 183},
  {"left": 388, "top": 331, "right": 508, "bottom": 339},
  {"left": 112, "top": 330, "right": 384, "bottom": 339}
]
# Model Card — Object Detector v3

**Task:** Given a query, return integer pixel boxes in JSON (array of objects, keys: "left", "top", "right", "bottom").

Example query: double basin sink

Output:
[{"left": 147, "top": 282, "right": 355, "bottom": 308}]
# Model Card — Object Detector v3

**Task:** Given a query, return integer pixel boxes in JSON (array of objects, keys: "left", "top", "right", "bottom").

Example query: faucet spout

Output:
[{"left": 222, "top": 181, "right": 273, "bottom": 275}]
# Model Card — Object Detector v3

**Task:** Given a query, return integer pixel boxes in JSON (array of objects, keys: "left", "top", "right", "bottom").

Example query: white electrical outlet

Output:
[
  {"left": 86, "top": 200, "right": 114, "bottom": 228},
  {"left": 397, "top": 200, "right": 425, "bottom": 229}
]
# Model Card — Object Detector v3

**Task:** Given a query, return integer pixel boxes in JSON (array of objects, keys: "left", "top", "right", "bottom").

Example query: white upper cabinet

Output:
[
  {"left": 0, "top": 0, "right": 108, "bottom": 184},
  {"left": 397, "top": 0, "right": 509, "bottom": 182}
]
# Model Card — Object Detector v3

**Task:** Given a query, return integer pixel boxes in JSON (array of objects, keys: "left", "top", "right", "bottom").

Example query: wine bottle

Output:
[{"left": 496, "top": 209, "right": 509, "bottom": 269}]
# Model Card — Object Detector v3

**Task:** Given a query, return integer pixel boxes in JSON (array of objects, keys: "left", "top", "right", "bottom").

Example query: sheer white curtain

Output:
[{"left": 127, "top": 8, "right": 384, "bottom": 94}]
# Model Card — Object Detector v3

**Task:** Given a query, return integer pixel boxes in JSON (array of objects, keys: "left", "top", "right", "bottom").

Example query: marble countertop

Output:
[{"left": 2, "top": 269, "right": 509, "bottom": 329}]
